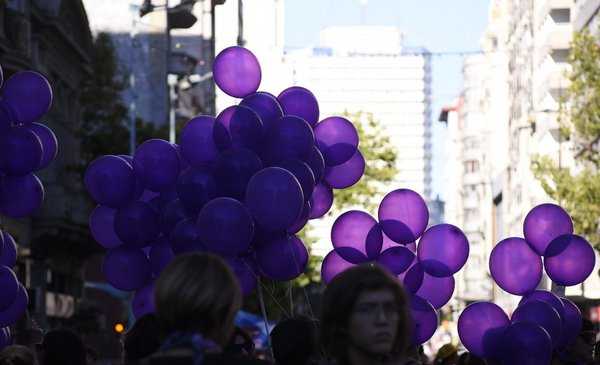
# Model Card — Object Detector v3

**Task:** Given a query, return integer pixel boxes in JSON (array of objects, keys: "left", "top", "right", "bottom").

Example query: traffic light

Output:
[{"left": 114, "top": 322, "right": 125, "bottom": 334}]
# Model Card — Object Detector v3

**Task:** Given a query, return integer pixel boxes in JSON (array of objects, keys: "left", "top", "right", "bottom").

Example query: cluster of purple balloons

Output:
[
  {"left": 0, "top": 65, "right": 57, "bottom": 349},
  {"left": 320, "top": 188, "right": 470, "bottom": 346},
  {"left": 84, "top": 46, "right": 366, "bottom": 319},
  {"left": 458, "top": 203, "right": 595, "bottom": 364}
]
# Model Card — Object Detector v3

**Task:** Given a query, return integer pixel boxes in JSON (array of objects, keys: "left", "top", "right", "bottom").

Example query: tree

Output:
[{"left": 531, "top": 26, "right": 600, "bottom": 250}]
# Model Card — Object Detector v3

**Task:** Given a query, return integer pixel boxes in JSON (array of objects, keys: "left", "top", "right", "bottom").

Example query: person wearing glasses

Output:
[
  {"left": 319, "top": 263, "right": 413, "bottom": 365},
  {"left": 552, "top": 317, "right": 597, "bottom": 365}
]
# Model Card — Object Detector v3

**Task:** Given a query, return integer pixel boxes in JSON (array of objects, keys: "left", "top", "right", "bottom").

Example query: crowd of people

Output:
[{"left": 0, "top": 252, "right": 598, "bottom": 365}]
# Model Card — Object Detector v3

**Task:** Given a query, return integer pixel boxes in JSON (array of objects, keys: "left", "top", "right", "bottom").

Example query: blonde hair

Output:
[{"left": 154, "top": 252, "right": 242, "bottom": 341}]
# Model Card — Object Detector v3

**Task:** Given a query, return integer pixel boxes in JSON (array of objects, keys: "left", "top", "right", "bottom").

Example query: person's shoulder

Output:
[{"left": 203, "top": 353, "right": 271, "bottom": 365}]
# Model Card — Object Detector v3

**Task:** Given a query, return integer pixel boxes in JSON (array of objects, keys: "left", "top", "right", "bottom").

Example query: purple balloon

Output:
[
  {"left": 489, "top": 237, "right": 542, "bottom": 295},
  {"left": 314, "top": 116, "right": 359, "bottom": 166},
  {"left": 24, "top": 122, "right": 58, "bottom": 171},
  {"left": 519, "top": 290, "right": 565, "bottom": 325},
  {"left": 415, "top": 273, "right": 455, "bottom": 309},
  {"left": 544, "top": 234, "right": 595, "bottom": 286},
  {"left": 0, "top": 232, "right": 17, "bottom": 268},
  {"left": 132, "top": 280, "right": 155, "bottom": 319},
  {"left": 376, "top": 246, "right": 415, "bottom": 275},
  {"left": 149, "top": 237, "right": 174, "bottom": 277},
  {"left": 198, "top": 197, "right": 254, "bottom": 257},
  {"left": 512, "top": 299, "right": 562, "bottom": 348},
  {"left": 275, "top": 159, "right": 315, "bottom": 202},
  {"left": 331, "top": 210, "right": 382, "bottom": 263},
  {"left": 2, "top": 71, "right": 52, "bottom": 123},
  {"left": 264, "top": 116, "right": 315, "bottom": 164},
  {"left": 306, "top": 146, "right": 325, "bottom": 184},
  {"left": 0, "top": 283, "right": 28, "bottom": 328},
  {"left": 382, "top": 232, "right": 416, "bottom": 252},
  {"left": 321, "top": 250, "right": 356, "bottom": 284},
  {"left": 227, "top": 255, "right": 259, "bottom": 297},
  {"left": 159, "top": 199, "right": 190, "bottom": 239},
  {"left": 0, "top": 103, "right": 13, "bottom": 136},
  {"left": 523, "top": 203, "right": 573, "bottom": 255},
  {"left": 0, "top": 126, "right": 43, "bottom": 176},
  {"left": 114, "top": 201, "right": 160, "bottom": 248},
  {"left": 85, "top": 155, "right": 136, "bottom": 208},
  {"left": 398, "top": 257, "right": 424, "bottom": 294},
  {"left": 133, "top": 139, "right": 181, "bottom": 192},
  {"left": 410, "top": 295, "right": 438, "bottom": 345},
  {"left": 323, "top": 149, "right": 365, "bottom": 189},
  {"left": 256, "top": 234, "right": 309, "bottom": 281},
  {"left": 89, "top": 205, "right": 123, "bottom": 249},
  {"left": 240, "top": 92, "right": 283, "bottom": 131},
  {"left": 176, "top": 165, "right": 219, "bottom": 215},
  {"left": 378, "top": 189, "right": 429, "bottom": 245},
  {"left": 213, "top": 148, "right": 263, "bottom": 201},
  {"left": 170, "top": 218, "right": 205, "bottom": 254},
  {"left": 213, "top": 46, "right": 261, "bottom": 98},
  {"left": 277, "top": 87, "right": 319, "bottom": 127},
  {"left": 558, "top": 298, "right": 582, "bottom": 347},
  {"left": 0, "top": 327, "right": 9, "bottom": 351},
  {"left": 308, "top": 182, "right": 333, "bottom": 219},
  {"left": 102, "top": 247, "right": 151, "bottom": 291},
  {"left": 0, "top": 265, "right": 18, "bottom": 312},
  {"left": 499, "top": 321, "right": 552, "bottom": 365},
  {"left": 458, "top": 301, "right": 510, "bottom": 358},
  {"left": 417, "top": 224, "right": 469, "bottom": 277},
  {"left": 287, "top": 201, "right": 311, "bottom": 234},
  {"left": 214, "top": 105, "right": 263, "bottom": 152},
  {"left": 0, "top": 174, "right": 44, "bottom": 218},
  {"left": 245, "top": 167, "right": 304, "bottom": 231},
  {"left": 179, "top": 115, "right": 220, "bottom": 165}
]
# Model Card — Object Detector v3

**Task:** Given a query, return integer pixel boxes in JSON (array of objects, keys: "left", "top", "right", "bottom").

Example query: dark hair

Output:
[
  {"left": 0, "top": 345, "right": 38, "bottom": 365},
  {"left": 270, "top": 316, "right": 319, "bottom": 365},
  {"left": 457, "top": 352, "right": 486, "bottom": 365},
  {"left": 318, "top": 264, "right": 412, "bottom": 364},
  {"left": 123, "top": 313, "right": 163, "bottom": 364},
  {"left": 41, "top": 328, "right": 86, "bottom": 365},
  {"left": 84, "top": 346, "right": 98, "bottom": 362}
]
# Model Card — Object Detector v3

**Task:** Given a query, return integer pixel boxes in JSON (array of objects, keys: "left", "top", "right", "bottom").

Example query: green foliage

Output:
[{"left": 532, "top": 26, "right": 600, "bottom": 250}]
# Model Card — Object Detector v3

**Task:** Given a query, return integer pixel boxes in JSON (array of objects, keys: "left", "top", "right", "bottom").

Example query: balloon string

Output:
[
  {"left": 286, "top": 235, "right": 318, "bottom": 323},
  {"left": 257, "top": 280, "right": 275, "bottom": 361},
  {"left": 289, "top": 282, "right": 293, "bottom": 316},
  {"left": 241, "top": 257, "right": 290, "bottom": 318}
]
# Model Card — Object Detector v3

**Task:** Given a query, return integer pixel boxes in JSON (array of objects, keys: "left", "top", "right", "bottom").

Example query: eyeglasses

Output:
[
  {"left": 578, "top": 331, "right": 597, "bottom": 345},
  {"left": 353, "top": 302, "right": 399, "bottom": 320}
]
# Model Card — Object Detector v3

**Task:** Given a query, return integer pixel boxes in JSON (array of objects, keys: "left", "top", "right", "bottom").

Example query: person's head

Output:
[
  {"left": 39, "top": 328, "right": 86, "bottom": 365},
  {"left": 563, "top": 317, "right": 596, "bottom": 363},
  {"left": 84, "top": 346, "right": 98, "bottom": 365},
  {"left": 434, "top": 343, "right": 459, "bottom": 365},
  {"left": 319, "top": 264, "right": 412, "bottom": 364},
  {"left": 224, "top": 326, "right": 255, "bottom": 356},
  {"left": 457, "top": 351, "right": 486, "bottom": 365},
  {"left": 270, "top": 316, "right": 319, "bottom": 365},
  {"left": 154, "top": 252, "right": 242, "bottom": 347},
  {"left": 122, "top": 313, "right": 163, "bottom": 364},
  {"left": 0, "top": 345, "right": 38, "bottom": 365}
]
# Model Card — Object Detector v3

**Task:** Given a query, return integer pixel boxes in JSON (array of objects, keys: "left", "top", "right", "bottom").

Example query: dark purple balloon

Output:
[
  {"left": 214, "top": 105, "right": 263, "bottom": 152},
  {"left": 382, "top": 232, "right": 417, "bottom": 252},
  {"left": 213, "top": 46, "right": 261, "bottom": 98},
  {"left": 0, "top": 327, "right": 9, "bottom": 351},
  {"left": 159, "top": 199, "right": 190, "bottom": 238},
  {"left": 0, "top": 232, "right": 16, "bottom": 268},
  {"left": 0, "top": 283, "right": 28, "bottom": 328},
  {"left": 85, "top": 155, "right": 136, "bottom": 208},
  {"left": 314, "top": 116, "right": 359, "bottom": 166},
  {"left": 277, "top": 87, "right": 319, "bottom": 127},
  {"left": 415, "top": 273, "right": 455, "bottom": 309},
  {"left": 179, "top": 115, "right": 220, "bottom": 165},
  {"left": 133, "top": 139, "right": 181, "bottom": 192},
  {"left": 0, "top": 103, "right": 13, "bottom": 136},
  {"left": 2, "top": 71, "right": 52, "bottom": 123},
  {"left": 410, "top": 295, "right": 438, "bottom": 345},
  {"left": 417, "top": 224, "right": 469, "bottom": 277},
  {"left": 489, "top": 237, "right": 542, "bottom": 295},
  {"left": 306, "top": 146, "right": 325, "bottom": 184},
  {"left": 321, "top": 250, "right": 356, "bottom": 284},
  {"left": 0, "top": 174, "right": 44, "bottom": 218},
  {"left": 558, "top": 298, "right": 582, "bottom": 347},
  {"left": 0, "top": 265, "right": 18, "bottom": 312},
  {"left": 149, "top": 237, "right": 174, "bottom": 277},
  {"left": 544, "top": 234, "right": 595, "bottom": 286},
  {"left": 287, "top": 201, "right": 311, "bottom": 234},
  {"left": 132, "top": 280, "right": 155, "bottom": 319},
  {"left": 170, "top": 218, "right": 205, "bottom": 254},
  {"left": 519, "top": 290, "right": 565, "bottom": 325},
  {"left": 89, "top": 205, "right": 123, "bottom": 249},
  {"left": 0, "top": 126, "right": 43, "bottom": 176},
  {"left": 500, "top": 321, "right": 553, "bottom": 365},
  {"left": 102, "top": 247, "right": 152, "bottom": 291},
  {"left": 245, "top": 167, "right": 304, "bottom": 231},
  {"left": 114, "top": 201, "right": 160, "bottom": 248},
  {"left": 458, "top": 301, "right": 510, "bottom": 358},
  {"left": 256, "top": 234, "right": 308, "bottom": 281},
  {"left": 523, "top": 203, "right": 573, "bottom": 255},
  {"left": 24, "top": 122, "right": 57, "bottom": 171},
  {"left": 264, "top": 116, "right": 315, "bottom": 164},
  {"left": 240, "top": 92, "right": 283, "bottom": 131},
  {"left": 331, "top": 210, "right": 382, "bottom": 263},
  {"left": 198, "top": 197, "right": 254, "bottom": 257},
  {"left": 213, "top": 148, "right": 263, "bottom": 201},
  {"left": 398, "top": 257, "right": 424, "bottom": 294},
  {"left": 176, "top": 165, "right": 219, "bottom": 215},
  {"left": 378, "top": 189, "right": 429, "bottom": 245},
  {"left": 275, "top": 159, "right": 315, "bottom": 202},
  {"left": 308, "top": 182, "right": 333, "bottom": 219},
  {"left": 376, "top": 246, "right": 415, "bottom": 275},
  {"left": 323, "top": 149, "right": 365, "bottom": 189},
  {"left": 512, "top": 299, "right": 562, "bottom": 348},
  {"left": 227, "top": 255, "right": 259, "bottom": 297}
]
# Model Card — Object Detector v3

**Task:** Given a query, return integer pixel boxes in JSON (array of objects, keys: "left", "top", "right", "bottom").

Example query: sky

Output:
[{"left": 284, "top": 0, "right": 490, "bottom": 199}]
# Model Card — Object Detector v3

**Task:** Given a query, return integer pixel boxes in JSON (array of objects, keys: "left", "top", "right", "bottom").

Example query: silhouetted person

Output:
[
  {"left": 457, "top": 352, "right": 486, "bottom": 365},
  {"left": 224, "top": 326, "right": 256, "bottom": 356},
  {"left": 270, "top": 315, "right": 322, "bottom": 365},
  {"left": 434, "top": 344, "right": 458, "bottom": 365},
  {"left": 552, "top": 317, "right": 597, "bottom": 365},
  {"left": 123, "top": 313, "right": 164, "bottom": 364},
  {"left": 38, "top": 328, "right": 86, "bottom": 365},
  {"left": 0, "top": 345, "right": 38, "bottom": 365}
]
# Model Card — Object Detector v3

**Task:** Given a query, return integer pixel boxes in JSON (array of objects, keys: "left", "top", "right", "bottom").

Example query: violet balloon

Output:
[
  {"left": 378, "top": 189, "right": 429, "bottom": 245},
  {"left": 227, "top": 255, "right": 259, "bottom": 297},
  {"left": 321, "top": 250, "right": 356, "bottom": 284},
  {"left": 170, "top": 218, "right": 205, "bottom": 254},
  {"left": 89, "top": 205, "right": 123, "bottom": 249},
  {"left": 179, "top": 115, "right": 220, "bottom": 165},
  {"left": 25, "top": 122, "right": 58, "bottom": 171},
  {"left": 410, "top": 295, "right": 438, "bottom": 345},
  {"left": 323, "top": 149, "right": 365, "bottom": 189},
  {"left": 277, "top": 86, "right": 319, "bottom": 127},
  {"left": 133, "top": 139, "right": 181, "bottom": 192},
  {"left": 0, "top": 327, "right": 9, "bottom": 351},
  {"left": 85, "top": 155, "right": 136, "bottom": 208},
  {"left": 332, "top": 210, "right": 382, "bottom": 263},
  {"left": 558, "top": 298, "right": 582, "bottom": 348},
  {"left": 2, "top": 71, "right": 52, "bottom": 123},
  {"left": 523, "top": 203, "right": 573, "bottom": 255},
  {"left": 381, "top": 232, "right": 416, "bottom": 252},
  {"left": 287, "top": 201, "right": 311, "bottom": 234},
  {"left": 264, "top": 115, "right": 315, "bottom": 164},
  {"left": 132, "top": 280, "right": 155, "bottom": 319},
  {"left": 213, "top": 148, "right": 263, "bottom": 201},
  {"left": 0, "top": 103, "right": 12, "bottom": 136},
  {"left": 102, "top": 246, "right": 152, "bottom": 291},
  {"left": 256, "top": 234, "right": 309, "bottom": 281},
  {"left": 499, "top": 321, "right": 553, "bottom": 365},
  {"left": 0, "top": 126, "right": 43, "bottom": 176},
  {"left": 519, "top": 290, "right": 565, "bottom": 325},
  {"left": 213, "top": 46, "right": 261, "bottom": 98},
  {"left": 114, "top": 200, "right": 160, "bottom": 248},
  {"left": 0, "top": 174, "right": 44, "bottom": 218},
  {"left": 458, "top": 301, "right": 510, "bottom": 358},
  {"left": 489, "top": 237, "right": 542, "bottom": 295},
  {"left": 0, "top": 265, "right": 18, "bottom": 312},
  {"left": 314, "top": 116, "right": 359, "bottom": 166},
  {"left": 309, "top": 182, "right": 333, "bottom": 219},
  {"left": 306, "top": 146, "right": 325, "bottom": 184},
  {"left": 159, "top": 199, "right": 189, "bottom": 239},
  {"left": 398, "top": 257, "right": 424, "bottom": 294},
  {"left": 415, "top": 273, "right": 455, "bottom": 309},
  {"left": 512, "top": 299, "right": 562, "bottom": 348},
  {"left": 149, "top": 237, "right": 174, "bottom": 277},
  {"left": 176, "top": 164, "right": 219, "bottom": 216},
  {"left": 0, "top": 232, "right": 16, "bottom": 268},
  {"left": 417, "top": 224, "right": 469, "bottom": 277},
  {"left": 544, "top": 234, "right": 596, "bottom": 286},
  {"left": 0, "top": 283, "right": 28, "bottom": 328},
  {"left": 275, "top": 159, "right": 315, "bottom": 202},
  {"left": 376, "top": 246, "right": 415, "bottom": 275},
  {"left": 240, "top": 91, "right": 283, "bottom": 131},
  {"left": 214, "top": 105, "right": 263, "bottom": 152}
]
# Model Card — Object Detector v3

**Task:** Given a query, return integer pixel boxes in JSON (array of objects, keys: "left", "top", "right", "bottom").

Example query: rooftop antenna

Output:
[{"left": 360, "top": 0, "right": 368, "bottom": 25}]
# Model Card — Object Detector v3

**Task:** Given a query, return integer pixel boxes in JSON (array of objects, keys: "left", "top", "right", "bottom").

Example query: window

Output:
[
  {"left": 550, "top": 9, "right": 570, "bottom": 23},
  {"left": 464, "top": 160, "right": 480, "bottom": 173}
]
